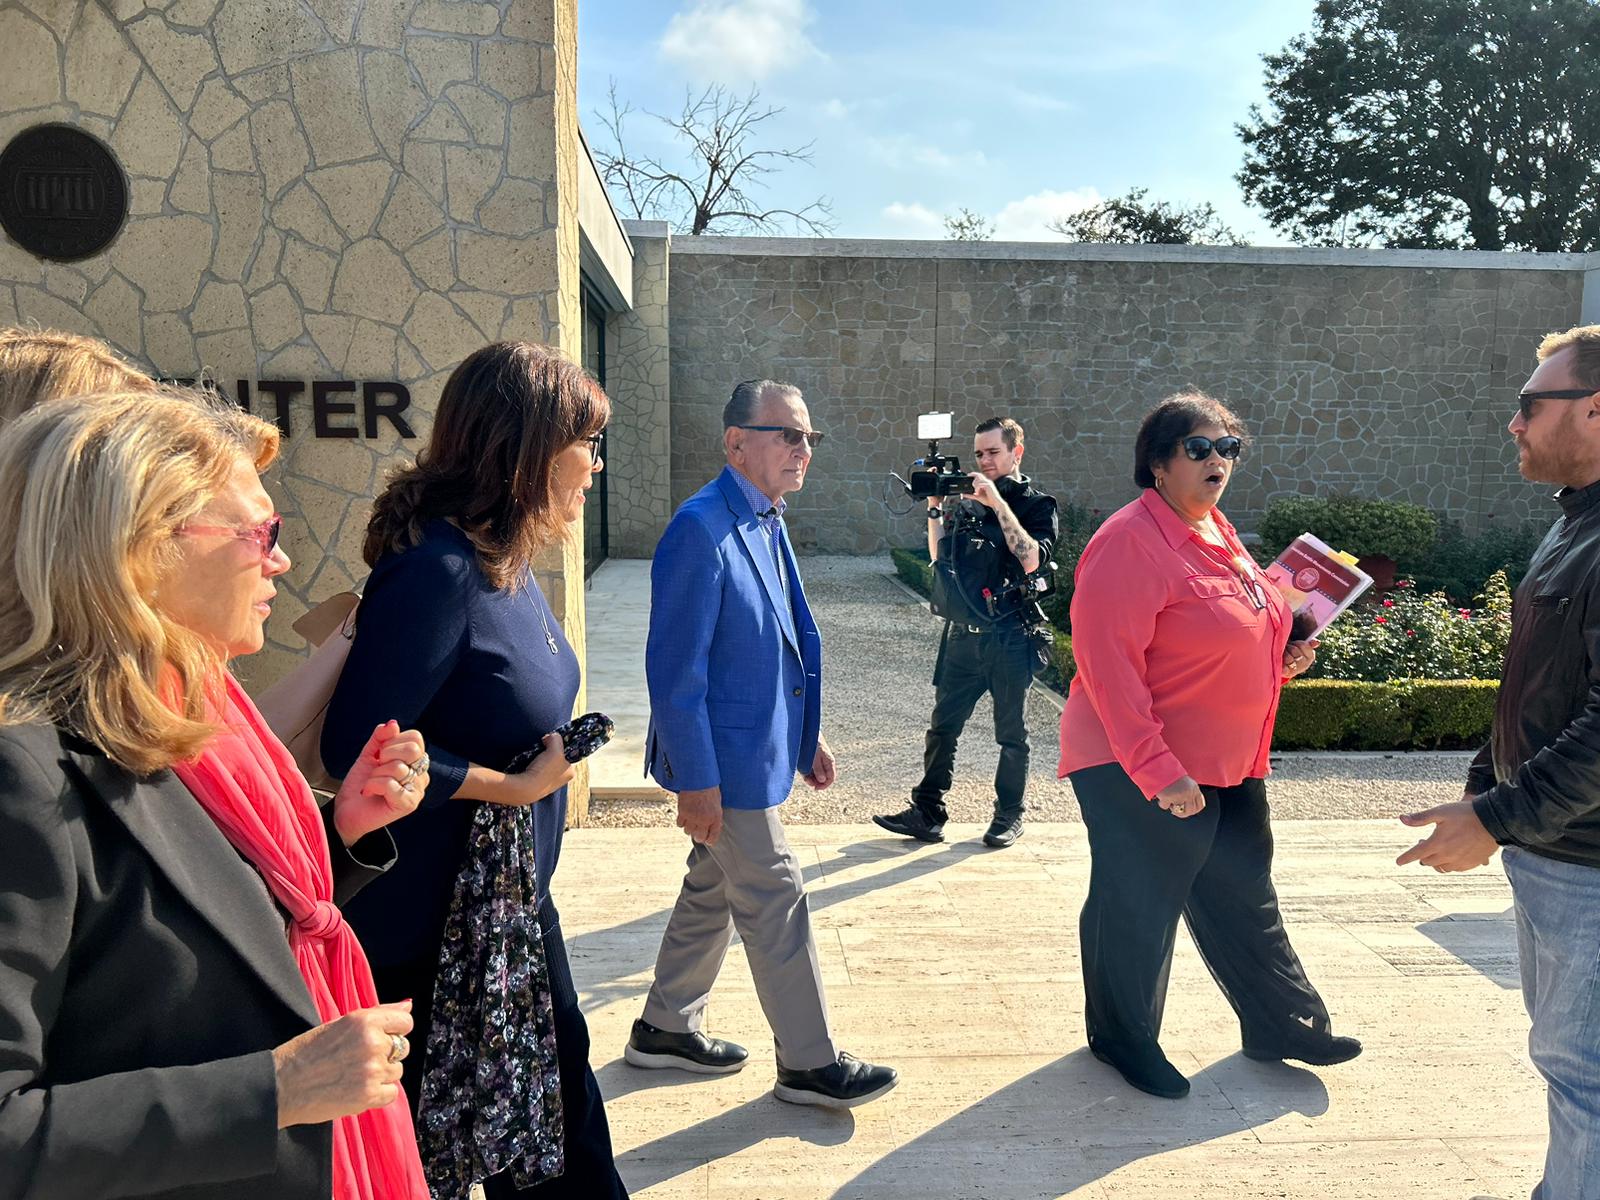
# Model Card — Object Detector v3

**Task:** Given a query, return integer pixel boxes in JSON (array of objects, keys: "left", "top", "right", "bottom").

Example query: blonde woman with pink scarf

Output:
[{"left": 0, "top": 391, "right": 430, "bottom": 1200}]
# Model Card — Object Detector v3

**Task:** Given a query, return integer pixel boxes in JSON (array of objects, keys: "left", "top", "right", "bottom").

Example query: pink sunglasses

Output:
[{"left": 178, "top": 512, "right": 283, "bottom": 558}]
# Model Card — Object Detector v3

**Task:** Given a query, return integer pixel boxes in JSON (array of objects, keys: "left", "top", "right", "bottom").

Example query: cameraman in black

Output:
[{"left": 874, "top": 417, "right": 1059, "bottom": 848}]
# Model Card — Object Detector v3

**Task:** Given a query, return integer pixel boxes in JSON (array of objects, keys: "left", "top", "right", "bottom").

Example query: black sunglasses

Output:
[
  {"left": 582, "top": 431, "right": 605, "bottom": 462},
  {"left": 1180, "top": 435, "right": 1243, "bottom": 462},
  {"left": 1518, "top": 388, "right": 1597, "bottom": 421},
  {"left": 735, "top": 424, "right": 825, "bottom": 449}
]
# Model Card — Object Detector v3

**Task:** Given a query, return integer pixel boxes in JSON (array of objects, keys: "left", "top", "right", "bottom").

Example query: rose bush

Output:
[{"left": 1309, "top": 570, "right": 1512, "bottom": 683}]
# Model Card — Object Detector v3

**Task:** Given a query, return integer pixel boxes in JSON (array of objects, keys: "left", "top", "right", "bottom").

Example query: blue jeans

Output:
[{"left": 1504, "top": 845, "right": 1600, "bottom": 1200}]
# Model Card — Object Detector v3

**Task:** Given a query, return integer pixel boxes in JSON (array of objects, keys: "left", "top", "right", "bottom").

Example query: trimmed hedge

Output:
[
  {"left": 891, "top": 547, "right": 933, "bottom": 597},
  {"left": 1053, "top": 630, "right": 1075, "bottom": 682},
  {"left": 1274, "top": 679, "right": 1497, "bottom": 751},
  {"left": 1258, "top": 495, "right": 1438, "bottom": 563}
]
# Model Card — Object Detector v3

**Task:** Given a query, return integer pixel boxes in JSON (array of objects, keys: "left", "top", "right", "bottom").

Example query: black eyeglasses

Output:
[
  {"left": 735, "top": 424, "right": 825, "bottom": 449},
  {"left": 1181, "top": 435, "right": 1243, "bottom": 462},
  {"left": 583, "top": 431, "right": 605, "bottom": 462},
  {"left": 1517, "top": 389, "right": 1597, "bottom": 421}
]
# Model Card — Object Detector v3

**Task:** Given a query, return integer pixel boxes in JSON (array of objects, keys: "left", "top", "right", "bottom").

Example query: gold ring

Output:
[{"left": 387, "top": 1033, "right": 406, "bottom": 1063}]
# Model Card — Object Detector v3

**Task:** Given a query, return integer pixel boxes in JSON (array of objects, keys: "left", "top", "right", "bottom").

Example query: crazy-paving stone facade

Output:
[
  {"left": 606, "top": 220, "right": 672, "bottom": 558},
  {"left": 664, "top": 239, "right": 1591, "bottom": 554},
  {"left": 0, "top": 0, "right": 581, "bottom": 661},
  {"left": 0, "top": 0, "right": 594, "bottom": 814}
]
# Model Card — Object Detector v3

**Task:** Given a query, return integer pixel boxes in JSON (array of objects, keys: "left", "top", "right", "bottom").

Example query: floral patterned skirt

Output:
[{"left": 418, "top": 802, "right": 564, "bottom": 1198}]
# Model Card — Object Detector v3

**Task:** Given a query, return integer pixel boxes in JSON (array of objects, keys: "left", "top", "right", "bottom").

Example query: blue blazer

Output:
[{"left": 644, "top": 467, "right": 823, "bottom": 809}]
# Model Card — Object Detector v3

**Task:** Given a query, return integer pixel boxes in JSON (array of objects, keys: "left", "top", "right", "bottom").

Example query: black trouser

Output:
[
  {"left": 1069, "top": 762, "right": 1331, "bottom": 1056},
  {"left": 911, "top": 622, "right": 1034, "bottom": 821},
  {"left": 373, "top": 900, "right": 629, "bottom": 1199}
]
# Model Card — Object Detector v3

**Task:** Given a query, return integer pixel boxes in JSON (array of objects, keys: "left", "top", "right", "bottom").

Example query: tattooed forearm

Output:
[{"left": 995, "top": 503, "right": 1040, "bottom": 573}]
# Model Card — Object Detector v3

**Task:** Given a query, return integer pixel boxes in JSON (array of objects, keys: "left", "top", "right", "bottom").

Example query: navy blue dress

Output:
[{"left": 322, "top": 519, "right": 626, "bottom": 1199}]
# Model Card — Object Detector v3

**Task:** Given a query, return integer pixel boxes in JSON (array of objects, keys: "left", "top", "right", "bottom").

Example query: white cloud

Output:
[
  {"left": 880, "top": 202, "right": 944, "bottom": 237},
  {"left": 659, "top": 0, "right": 820, "bottom": 82},
  {"left": 821, "top": 98, "right": 850, "bottom": 118},
  {"left": 991, "top": 187, "right": 1102, "bottom": 240},
  {"left": 866, "top": 134, "right": 986, "bottom": 173}
]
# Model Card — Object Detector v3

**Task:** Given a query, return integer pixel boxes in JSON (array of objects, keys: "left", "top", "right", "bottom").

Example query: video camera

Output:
[{"left": 894, "top": 412, "right": 975, "bottom": 499}]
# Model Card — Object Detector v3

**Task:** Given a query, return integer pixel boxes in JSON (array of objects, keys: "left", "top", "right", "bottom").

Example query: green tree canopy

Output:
[
  {"left": 1046, "top": 188, "right": 1243, "bottom": 245},
  {"left": 942, "top": 207, "right": 994, "bottom": 240},
  {"left": 1238, "top": 0, "right": 1600, "bottom": 251}
]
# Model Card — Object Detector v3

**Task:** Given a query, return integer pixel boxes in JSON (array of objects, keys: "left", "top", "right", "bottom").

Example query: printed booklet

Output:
[{"left": 1262, "top": 532, "right": 1373, "bottom": 639}]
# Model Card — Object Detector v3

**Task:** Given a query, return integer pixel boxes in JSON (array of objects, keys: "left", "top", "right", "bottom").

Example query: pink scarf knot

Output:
[{"left": 296, "top": 898, "right": 344, "bottom": 939}]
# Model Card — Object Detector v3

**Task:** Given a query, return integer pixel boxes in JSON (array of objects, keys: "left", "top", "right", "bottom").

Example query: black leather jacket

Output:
[{"left": 1471, "top": 476, "right": 1600, "bottom": 866}]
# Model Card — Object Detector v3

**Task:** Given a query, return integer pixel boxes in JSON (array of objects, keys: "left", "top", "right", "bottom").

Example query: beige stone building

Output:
[
  {"left": 0, "top": 0, "right": 646, "bottom": 818},
  {"left": 5, "top": 3, "right": 1600, "bottom": 819}
]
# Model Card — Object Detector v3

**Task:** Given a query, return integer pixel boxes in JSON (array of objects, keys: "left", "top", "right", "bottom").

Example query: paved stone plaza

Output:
[
  {"left": 559, "top": 820, "right": 1541, "bottom": 1199},
  {"left": 579, "top": 557, "right": 1544, "bottom": 1198}
]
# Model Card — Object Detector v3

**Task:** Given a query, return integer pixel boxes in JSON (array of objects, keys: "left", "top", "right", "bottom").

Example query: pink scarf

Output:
[{"left": 172, "top": 673, "right": 429, "bottom": 1200}]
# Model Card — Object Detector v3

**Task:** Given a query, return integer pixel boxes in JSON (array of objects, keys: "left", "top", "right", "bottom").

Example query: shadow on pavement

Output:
[
  {"left": 604, "top": 1047, "right": 1331, "bottom": 1198},
  {"left": 1415, "top": 908, "right": 1519, "bottom": 990},
  {"left": 608, "top": 1080, "right": 857, "bottom": 1194},
  {"left": 827, "top": 1049, "right": 1330, "bottom": 1198},
  {"left": 568, "top": 835, "right": 994, "bottom": 1012}
]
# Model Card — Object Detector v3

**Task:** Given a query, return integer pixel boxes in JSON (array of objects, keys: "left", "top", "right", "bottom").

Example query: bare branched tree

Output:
[{"left": 594, "top": 80, "right": 833, "bottom": 236}]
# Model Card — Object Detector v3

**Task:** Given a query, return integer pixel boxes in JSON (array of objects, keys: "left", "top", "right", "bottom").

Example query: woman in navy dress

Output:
[{"left": 322, "top": 342, "right": 626, "bottom": 1199}]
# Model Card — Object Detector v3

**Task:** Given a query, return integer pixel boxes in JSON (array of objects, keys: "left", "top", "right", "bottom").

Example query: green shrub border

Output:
[
  {"left": 1274, "top": 679, "right": 1497, "bottom": 750},
  {"left": 891, "top": 547, "right": 933, "bottom": 597}
]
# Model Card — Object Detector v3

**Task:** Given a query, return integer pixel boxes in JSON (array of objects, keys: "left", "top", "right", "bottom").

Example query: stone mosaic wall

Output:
[
  {"left": 606, "top": 221, "right": 671, "bottom": 557},
  {"left": 667, "top": 244, "right": 1587, "bottom": 553},
  {"left": 0, "top": 0, "right": 585, "bottom": 692}
]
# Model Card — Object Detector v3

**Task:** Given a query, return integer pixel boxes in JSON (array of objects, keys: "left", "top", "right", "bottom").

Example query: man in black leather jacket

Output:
[{"left": 1397, "top": 324, "right": 1600, "bottom": 1200}]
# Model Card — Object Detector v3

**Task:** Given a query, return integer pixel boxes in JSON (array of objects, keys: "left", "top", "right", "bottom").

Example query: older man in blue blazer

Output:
[{"left": 624, "top": 379, "right": 898, "bottom": 1108}]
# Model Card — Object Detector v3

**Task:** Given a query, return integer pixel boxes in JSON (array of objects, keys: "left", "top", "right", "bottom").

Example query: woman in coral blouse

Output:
[{"left": 1058, "top": 390, "right": 1360, "bottom": 1101}]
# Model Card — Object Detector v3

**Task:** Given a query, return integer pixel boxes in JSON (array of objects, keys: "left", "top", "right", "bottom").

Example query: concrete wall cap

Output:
[
  {"left": 672, "top": 235, "right": 1594, "bottom": 272},
  {"left": 622, "top": 219, "right": 672, "bottom": 240}
]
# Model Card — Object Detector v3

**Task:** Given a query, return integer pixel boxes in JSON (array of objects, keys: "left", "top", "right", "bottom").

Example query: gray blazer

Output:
[{"left": 0, "top": 721, "right": 393, "bottom": 1200}]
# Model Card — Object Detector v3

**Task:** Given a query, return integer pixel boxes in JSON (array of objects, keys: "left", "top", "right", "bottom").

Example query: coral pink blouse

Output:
[{"left": 1058, "top": 489, "right": 1291, "bottom": 797}]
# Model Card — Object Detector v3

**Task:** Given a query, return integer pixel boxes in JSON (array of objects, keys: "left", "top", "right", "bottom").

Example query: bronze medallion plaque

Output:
[{"left": 0, "top": 124, "right": 128, "bottom": 262}]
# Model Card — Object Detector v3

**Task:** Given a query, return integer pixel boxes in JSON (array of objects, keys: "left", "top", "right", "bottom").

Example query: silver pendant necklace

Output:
[{"left": 536, "top": 596, "right": 559, "bottom": 655}]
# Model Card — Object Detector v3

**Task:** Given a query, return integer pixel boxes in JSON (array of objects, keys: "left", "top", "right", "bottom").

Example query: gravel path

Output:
[{"left": 589, "top": 557, "right": 1473, "bottom": 826}]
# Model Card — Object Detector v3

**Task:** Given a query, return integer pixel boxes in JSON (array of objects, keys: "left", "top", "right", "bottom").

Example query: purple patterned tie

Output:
[{"left": 761, "top": 507, "right": 790, "bottom": 609}]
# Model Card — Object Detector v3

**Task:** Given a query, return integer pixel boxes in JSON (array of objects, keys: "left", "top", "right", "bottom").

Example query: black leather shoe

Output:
[
  {"left": 1090, "top": 1040, "right": 1190, "bottom": 1099},
  {"left": 1243, "top": 1032, "right": 1363, "bottom": 1067},
  {"left": 872, "top": 806, "right": 945, "bottom": 843},
  {"left": 774, "top": 1051, "right": 898, "bottom": 1108},
  {"left": 983, "top": 812, "right": 1023, "bottom": 848},
  {"left": 624, "top": 1018, "right": 748, "bottom": 1074}
]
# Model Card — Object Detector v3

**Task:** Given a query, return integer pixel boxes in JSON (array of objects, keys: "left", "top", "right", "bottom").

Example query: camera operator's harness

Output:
[
  {"left": 928, "top": 496, "right": 1054, "bottom": 633},
  {"left": 887, "top": 431, "right": 1055, "bottom": 659}
]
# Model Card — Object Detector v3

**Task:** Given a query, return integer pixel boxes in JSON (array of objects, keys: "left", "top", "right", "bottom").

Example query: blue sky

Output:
[{"left": 578, "top": 0, "right": 1320, "bottom": 244}]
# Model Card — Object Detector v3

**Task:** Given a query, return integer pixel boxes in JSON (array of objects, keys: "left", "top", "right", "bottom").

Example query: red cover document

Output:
[{"left": 1262, "top": 532, "right": 1373, "bottom": 638}]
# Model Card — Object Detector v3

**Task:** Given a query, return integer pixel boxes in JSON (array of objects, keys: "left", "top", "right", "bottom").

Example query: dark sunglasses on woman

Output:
[{"left": 1181, "top": 435, "right": 1243, "bottom": 462}]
